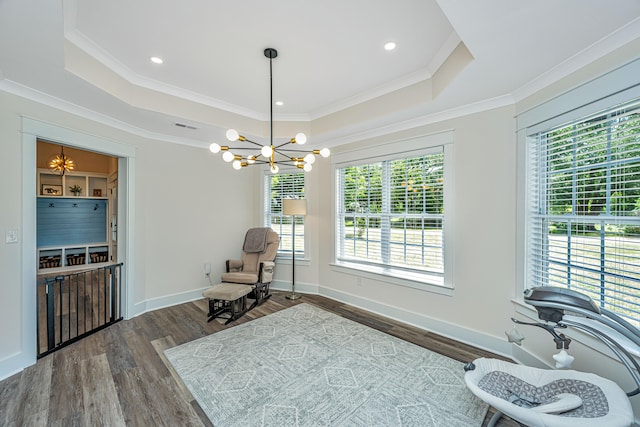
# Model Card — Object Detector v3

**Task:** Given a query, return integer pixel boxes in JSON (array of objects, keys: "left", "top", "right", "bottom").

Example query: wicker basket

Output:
[
  {"left": 90, "top": 252, "right": 108, "bottom": 263},
  {"left": 66, "top": 254, "right": 86, "bottom": 266},
  {"left": 39, "top": 255, "right": 61, "bottom": 269}
]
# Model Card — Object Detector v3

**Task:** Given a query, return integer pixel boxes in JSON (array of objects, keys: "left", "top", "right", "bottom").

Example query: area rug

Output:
[{"left": 164, "top": 303, "right": 488, "bottom": 426}]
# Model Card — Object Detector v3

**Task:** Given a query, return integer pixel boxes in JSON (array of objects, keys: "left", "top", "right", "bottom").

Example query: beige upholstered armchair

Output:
[{"left": 222, "top": 227, "right": 279, "bottom": 306}]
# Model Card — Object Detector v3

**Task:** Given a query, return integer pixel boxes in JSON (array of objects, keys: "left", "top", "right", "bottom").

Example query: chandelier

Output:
[
  {"left": 209, "top": 48, "right": 330, "bottom": 173},
  {"left": 49, "top": 146, "right": 75, "bottom": 175}
]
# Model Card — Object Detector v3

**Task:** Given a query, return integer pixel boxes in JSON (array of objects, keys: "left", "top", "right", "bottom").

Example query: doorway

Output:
[
  {"left": 20, "top": 117, "right": 136, "bottom": 368},
  {"left": 35, "top": 141, "right": 121, "bottom": 356}
]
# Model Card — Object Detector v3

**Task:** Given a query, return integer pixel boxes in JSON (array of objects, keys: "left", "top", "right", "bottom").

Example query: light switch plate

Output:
[{"left": 5, "top": 229, "right": 18, "bottom": 244}]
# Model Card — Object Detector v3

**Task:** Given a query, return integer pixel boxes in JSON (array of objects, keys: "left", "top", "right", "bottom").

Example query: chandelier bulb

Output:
[
  {"left": 222, "top": 151, "right": 235, "bottom": 162},
  {"left": 270, "top": 164, "right": 279, "bottom": 174},
  {"left": 261, "top": 145, "right": 273, "bottom": 158},
  {"left": 303, "top": 163, "right": 312, "bottom": 172},
  {"left": 320, "top": 147, "right": 331, "bottom": 158},
  {"left": 232, "top": 160, "right": 242, "bottom": 170},
  {"left": 247, "top": 155, "right": 256, "bottom": 164},
  {"left": 209, "top": 143, "right": 221, "bottom": 154},
  {"left": 226, "top": 129, "right": 240, "bottom": 142},
  {"left": 295, "top": 132, "right": 307, "bottom": 145},
  {"left": 304, "top": 153, "right": 316, "bottom": 164}
]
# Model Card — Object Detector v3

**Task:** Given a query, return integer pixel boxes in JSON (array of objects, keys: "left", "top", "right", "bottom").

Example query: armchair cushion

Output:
[
  {"left": 226, "top": 259, "right": 244, "bottom": 272},
  {"left": 221, "top": 271, "right": 259, "bottom": 285}
]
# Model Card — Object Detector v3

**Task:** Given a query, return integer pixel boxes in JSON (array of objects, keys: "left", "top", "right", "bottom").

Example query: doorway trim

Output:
[{"left": 21, "top": 117, "right": 136, "bottom": 370}]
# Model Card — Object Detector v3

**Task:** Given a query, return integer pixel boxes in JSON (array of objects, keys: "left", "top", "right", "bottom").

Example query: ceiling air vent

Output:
[{"left": 173, "top": 122, "right": 197, "bottom": 130}]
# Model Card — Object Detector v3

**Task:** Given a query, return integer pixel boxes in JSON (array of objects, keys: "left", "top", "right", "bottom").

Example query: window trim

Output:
[
  {"left": 262, "top": 168, "right": 307, "bottom": 258},
  {"left": 332, "top": 132, "right": 454, "bottom": 290},
  {"left": 525, "top": 101, "right": 640, "bottom": 319},
  {"left": 516, "top": 58, "right": 640, "bottom": 306}
]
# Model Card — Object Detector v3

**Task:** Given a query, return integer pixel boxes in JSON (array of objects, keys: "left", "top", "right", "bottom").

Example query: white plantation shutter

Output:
[
  {"left": 337, "top": 148, "right": 445, "bottom": 278},
  {"left": 527, "top": 99, "right": 640, "bottom": 322},
  {"left": 264, "top": 172, "right": 305, "bottom": 254}
]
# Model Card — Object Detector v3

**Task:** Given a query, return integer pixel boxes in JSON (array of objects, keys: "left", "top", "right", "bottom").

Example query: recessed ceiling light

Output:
[
  {"left": 384, "top": 42, "right": 396, "bottom": 51},
  {"left": 275, "top": 101, "right": 284, "bottom": 106},
  {"left": 150, "top": 56, "right": 164, "bottom": 64}
]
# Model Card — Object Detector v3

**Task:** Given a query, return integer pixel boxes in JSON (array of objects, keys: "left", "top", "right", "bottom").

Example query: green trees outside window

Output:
[
  {"left": 337, "top": 150, "right": 445, "bottom": 275},
  {"left": 265, "top": 172, "right": 305, "bottom": 254},
  {"left": 529, "top": 100, "right": 640, "bottom": 323}
]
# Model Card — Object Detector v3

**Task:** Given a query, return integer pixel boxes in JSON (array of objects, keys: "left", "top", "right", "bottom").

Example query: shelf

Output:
[
  {"left": 36, "top": 169, "right": 112, "bottom": 273},
  {"left": 38, "top": 244, "right": 110, "bottom": 273},
  {"left": 37, "top": 169, "right": 108, "bottom": 199}
]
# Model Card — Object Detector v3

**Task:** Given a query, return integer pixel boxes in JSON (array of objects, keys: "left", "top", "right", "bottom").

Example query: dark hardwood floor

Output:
[{"left": 0, "top": 292, "right": 521, "bottom": 426}]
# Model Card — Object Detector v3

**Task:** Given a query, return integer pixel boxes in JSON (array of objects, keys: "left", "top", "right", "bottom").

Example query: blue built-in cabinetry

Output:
[{"left": 37, "top": 169, "right": 110, "bottom": 272}]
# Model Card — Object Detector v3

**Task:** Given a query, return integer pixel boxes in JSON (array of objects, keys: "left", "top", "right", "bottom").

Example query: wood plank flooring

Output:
[{"left": 0, "top": 292, "right": 521, "bottom": 426}]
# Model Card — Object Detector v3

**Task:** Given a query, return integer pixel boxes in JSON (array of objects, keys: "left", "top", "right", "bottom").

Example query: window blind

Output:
[
  {"left": 528, "top": 99, "right": 640, "bottom": 322},
  {"left": 264, "top": 172, "right": 305, "bottom": 254},
  {"left": 337, "top": 149, "right": 444, "bottom": 276}
]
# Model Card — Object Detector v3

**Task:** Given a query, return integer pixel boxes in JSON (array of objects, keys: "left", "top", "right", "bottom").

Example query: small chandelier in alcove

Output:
[
  {"left": 49, "top": 146, "right": 75, "bottom": 175},
  {"left": 209, "top": 48, "right": 330, "bottom": 173}
]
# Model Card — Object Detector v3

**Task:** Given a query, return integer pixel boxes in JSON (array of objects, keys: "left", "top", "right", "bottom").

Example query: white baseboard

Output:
[
  {"left": 0, "top": 351, "right": 35, "bottom": 381},
  {"left": 270, "top": 280, "right": 319, "bottom": 295},
  {"left": 133, "top": 281, "right": 312, "bottom": 317},
  {"left": 131, "top": 286, "right": 210, "bottom": 317}
]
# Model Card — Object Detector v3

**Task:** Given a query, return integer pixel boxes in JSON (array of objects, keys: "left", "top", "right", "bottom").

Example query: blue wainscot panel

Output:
[{"left": 37, "top": 198, "right": 107, "bottom": 247}]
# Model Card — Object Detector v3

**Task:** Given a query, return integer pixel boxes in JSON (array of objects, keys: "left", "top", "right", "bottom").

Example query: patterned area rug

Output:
[{"left": 165, "top": 303, "right": 488, "bottom": 426}]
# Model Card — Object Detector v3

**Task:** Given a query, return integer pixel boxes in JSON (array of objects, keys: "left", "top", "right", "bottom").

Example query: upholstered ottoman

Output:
[{"left": 202, "top": 283, "right": 252, "bottom": 324}]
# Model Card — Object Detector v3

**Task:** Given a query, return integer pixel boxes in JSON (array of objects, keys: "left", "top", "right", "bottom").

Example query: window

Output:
[
  {"left": 336, "top": 147, "right": 447, "bottom": 286},
  {"left": 264, "top": 172, "right": 305, "bottom": 255},
  {"left": 527, "top": 100, "right": 640, "bottom": 323}
]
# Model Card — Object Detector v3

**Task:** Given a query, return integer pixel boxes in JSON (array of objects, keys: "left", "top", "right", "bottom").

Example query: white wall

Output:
[
  {"left": 0, "top": 92, "right": 24, "bottom": 374},
  {"left": 0, "top": 90, "right": 259, "bottom": 378}
]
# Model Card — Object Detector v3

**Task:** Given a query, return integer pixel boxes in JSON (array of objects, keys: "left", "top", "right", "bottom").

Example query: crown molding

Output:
[
  {"left": 308, "top": 67, "right": 434, "bottom": 121},
  {"left": 0, "top": 79, "right": 209, "bottom": 149},
  {"left": 313, "top": 94, "right": 514, "bottom": 147},
  {"left": 512, "top": 16, "right": 640, "bottom": 103},
  {"left": 65, "top": 30, "right": 272, "bottom": 122}
]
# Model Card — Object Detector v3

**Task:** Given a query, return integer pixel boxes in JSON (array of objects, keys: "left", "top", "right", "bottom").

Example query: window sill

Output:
[{"left": 330, "top": 262, "right": 453, "bottom": 296}]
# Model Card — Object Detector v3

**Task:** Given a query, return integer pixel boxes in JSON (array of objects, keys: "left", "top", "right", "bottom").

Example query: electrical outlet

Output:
[
  {"left": 204, "top": 262, "right": 211, "bottom": 276},
  {"left": 5, "top": 229, "right": 18, "bottom": 244}
]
